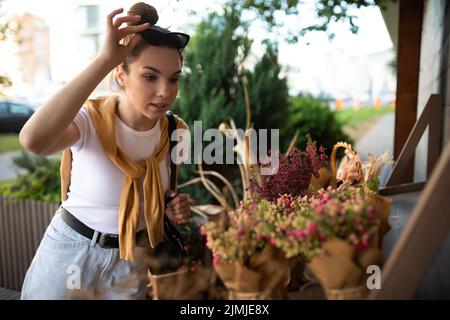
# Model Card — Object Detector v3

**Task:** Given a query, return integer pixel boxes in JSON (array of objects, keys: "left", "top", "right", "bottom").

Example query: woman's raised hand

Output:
[{"left": 97, "top": 8, "right": 150, "bottom": 69}]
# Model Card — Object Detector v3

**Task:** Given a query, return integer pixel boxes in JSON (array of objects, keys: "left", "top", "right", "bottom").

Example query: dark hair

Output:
[{"left": 111, "top": 2, "right": 184, "bottom": 90}]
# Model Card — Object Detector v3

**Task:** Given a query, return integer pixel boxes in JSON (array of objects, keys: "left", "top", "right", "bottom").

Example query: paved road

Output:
[
  {"left": 0, "top": 151, "right": 59, "bottom": 182},
  {"left": 0, "top": 151, "right": 25, "bottom": 181}
]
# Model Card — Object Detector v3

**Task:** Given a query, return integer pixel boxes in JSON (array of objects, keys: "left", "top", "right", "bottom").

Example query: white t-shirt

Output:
[{"left": 62, "top": 107, "right": 171, "bottom": 234}]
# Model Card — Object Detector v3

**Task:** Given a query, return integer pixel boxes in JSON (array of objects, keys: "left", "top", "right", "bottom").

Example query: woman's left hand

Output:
[{"left": 165, "top": 192, "right": 192, "bottom": 224}]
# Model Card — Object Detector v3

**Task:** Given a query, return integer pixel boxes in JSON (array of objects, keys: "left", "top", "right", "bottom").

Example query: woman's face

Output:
[{"left": 118, "top": 45, "right": 181, "bottom": 121}]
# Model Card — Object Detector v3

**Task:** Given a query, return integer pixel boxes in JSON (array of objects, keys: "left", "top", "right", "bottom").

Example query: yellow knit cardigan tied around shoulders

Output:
[{"left": 60, "top": 95, "right": 186, "bottom": 261}]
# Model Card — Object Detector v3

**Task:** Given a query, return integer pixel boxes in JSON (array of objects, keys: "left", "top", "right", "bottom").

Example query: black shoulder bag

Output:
[{"left": 150, "top": 111, "right": 186, "bottom": 272}]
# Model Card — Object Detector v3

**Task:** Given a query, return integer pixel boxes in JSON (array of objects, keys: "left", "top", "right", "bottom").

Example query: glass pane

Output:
[
  {"left": 9, "top": 103, "right": 32, "bottom": 115},
  {"left": 86, "top": 5, "right": 99, "bottom": 29},
  {"left": 0, "top": 103, "right": 8, "bottom": 115}
]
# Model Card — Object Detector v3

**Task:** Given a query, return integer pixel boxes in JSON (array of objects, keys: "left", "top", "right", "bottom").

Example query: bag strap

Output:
[
  {"left": 163, "top": 111, "right": 185, "bottom": 256},
  {"left": 166, "top": 111, "right": 177, "bottom": 191}
]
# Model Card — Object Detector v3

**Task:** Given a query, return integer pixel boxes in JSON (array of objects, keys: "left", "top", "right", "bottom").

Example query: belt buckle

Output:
[{"left": 99, "top": 233, "right": 117, "bottom": 249}]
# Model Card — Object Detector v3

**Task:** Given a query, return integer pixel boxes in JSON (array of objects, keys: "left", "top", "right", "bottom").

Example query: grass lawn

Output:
[
  {"left": 0, "top": 134, "right": 22, "bottom": 153},
  {"left": 0, "top": 180, "right": 14, "bottom": 190},
  {"left": 336, "top": 106, "right": 394, "bottom": 126}
]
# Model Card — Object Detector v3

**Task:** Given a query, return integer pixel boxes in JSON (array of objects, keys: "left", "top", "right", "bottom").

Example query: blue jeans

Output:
[{"left": 21, "top": 208, "right": 150, "bottom": 300}]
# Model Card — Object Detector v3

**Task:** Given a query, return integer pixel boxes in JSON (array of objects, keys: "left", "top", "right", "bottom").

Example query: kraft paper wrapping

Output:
[
  {"left": 309, "top": 236, "right": 384, "bottom": 300},
  {"left": 214, "top": 244, "right": 291, "bottom": 300}
]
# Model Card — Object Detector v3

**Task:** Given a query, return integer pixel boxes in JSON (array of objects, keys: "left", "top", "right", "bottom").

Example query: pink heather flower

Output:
[
  {"left": 256, "top": 234, "right": 265, "bottom": 241},
  {"left": 270, "top": 238, "right": 277, "bottom": 246},
  {"left": 316, "top": 204, "right": 324, "bottom": 216},
  {"left": 356, "top": 240, "right": 369, "bottom": 251},
  {"left": 362, "top": 232, "right": 369, "bottom": 242},
  {"left": 213, "top": 254, "right": 220, "bottom": 267},
  {"left": 368, "top": 205, "right": 377, "bottom": 220},
  {"left": 307, "top": 222, "right": 317, "bottom": 234},
  {"left": 248, "top": 203, "right": 254, "bottom": 211},
  {"left": 321, "top": 193, "right": 331, "bottom": 203},
  {"left": 250, "top": 142, "right": 326, "bottom": 202},
  {"left": 320, "top": 146, "right": 327, "bottom": 162},
  {"left": 292, "top": 230, "right": 305, "bottom": 239},
  {"left": 348, "top": 233, "right": 357, "bottom": 244}
]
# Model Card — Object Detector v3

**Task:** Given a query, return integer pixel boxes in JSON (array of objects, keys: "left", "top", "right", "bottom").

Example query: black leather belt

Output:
[{"left": 59, "top": 207, "right": 148, "bottom": 249}]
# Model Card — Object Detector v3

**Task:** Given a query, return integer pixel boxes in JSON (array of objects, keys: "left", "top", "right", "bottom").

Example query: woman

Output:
[{"left": 19, "top": 2, "right": 192, "bottom": 299}]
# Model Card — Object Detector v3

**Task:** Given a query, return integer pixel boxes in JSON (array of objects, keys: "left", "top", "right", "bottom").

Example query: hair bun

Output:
[{"left": 127, "top": 2, "right": 158, "bottom": 26}]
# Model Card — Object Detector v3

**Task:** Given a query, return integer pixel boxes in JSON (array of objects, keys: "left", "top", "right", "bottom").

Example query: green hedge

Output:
[
  {"left": 285, "top": 94, "right": 352, "bottom": 155},
  {"left": 0, "top": 151, "right": 61, "bottom": 204}
]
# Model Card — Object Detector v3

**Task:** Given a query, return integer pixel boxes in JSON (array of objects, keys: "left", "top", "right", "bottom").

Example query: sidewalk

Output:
[
  {"left": 354, "top": 113, "right": 395, "bottom": 187},
  {"left": 355, "top": 112, "right": 394, "bottom": 160}
]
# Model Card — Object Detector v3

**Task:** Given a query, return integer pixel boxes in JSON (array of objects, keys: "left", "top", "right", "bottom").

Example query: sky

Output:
[{"left": 0, "top": 0, "right": 394, "bottom": 103}]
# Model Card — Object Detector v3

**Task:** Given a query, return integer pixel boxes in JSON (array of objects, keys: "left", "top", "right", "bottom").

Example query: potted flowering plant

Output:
[
  {"left": 203, "top": 200, "right": 291, "bottom": 299},
  {"left": 243, "top": 138, "right": 327, "bottom": 291},
  {"left": 283, "top": 185, "right": 386, "bottom": 299}
]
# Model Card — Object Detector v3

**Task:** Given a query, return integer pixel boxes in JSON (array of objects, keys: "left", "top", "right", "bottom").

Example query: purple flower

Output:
[{"left": 251, "top": 141, "right": 327, "bottom": 202}]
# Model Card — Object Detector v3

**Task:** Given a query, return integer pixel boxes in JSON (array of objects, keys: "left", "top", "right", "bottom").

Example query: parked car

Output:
[{"left": 0, "top": 101, "right": 35, "bottom": 133}]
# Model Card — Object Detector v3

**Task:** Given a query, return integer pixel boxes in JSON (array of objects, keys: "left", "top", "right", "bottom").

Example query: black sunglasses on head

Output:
[{"left": 139, "top": 26, "right": 190, "bottom": 49}]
